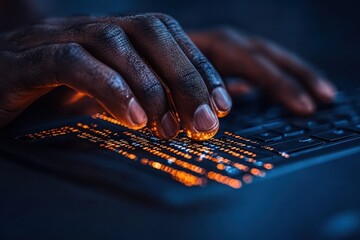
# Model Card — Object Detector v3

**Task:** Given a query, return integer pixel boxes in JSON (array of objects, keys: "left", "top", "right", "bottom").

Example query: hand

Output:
[
  {"left": 189, "top": 27, "right": 337, "bottom": 115},
  {"left": 0, "top": 13, "right": 232, "bottom": 141}
]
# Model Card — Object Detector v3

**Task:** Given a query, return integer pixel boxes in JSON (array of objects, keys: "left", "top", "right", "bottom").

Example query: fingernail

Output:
[
  {"left": 317, "top": 79, "right": 337, "bottom": 101},
  {"left": 161, "top": 111, "right": 178, "bottom": 139},
  {"left": 194, "top": 104, "right": 218, "bottom": 131},
  {"left": 212, "top": 87, "right": 232, "bottom": 112},
  {"left": 128, "top": 98, "right": 147, "bottom": 125},
  {"left": 295, "top": 94, "right": 315, "bottom": 114}
]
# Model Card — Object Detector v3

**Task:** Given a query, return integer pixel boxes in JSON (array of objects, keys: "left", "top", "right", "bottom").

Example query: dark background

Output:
[
  {"left": 41, "top": 0, "right": 360, "bottom": 88},
  {"left": 1, "top": 1, "right": 360, "bottom": 239}
]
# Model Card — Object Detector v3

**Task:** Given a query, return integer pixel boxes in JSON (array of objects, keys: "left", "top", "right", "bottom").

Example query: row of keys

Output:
[
  {"left": 264, "top": 126, "right": 359, "bottom": 154},
  {"left": 248, "top": 123, "right": 360, "bottom": 154}
]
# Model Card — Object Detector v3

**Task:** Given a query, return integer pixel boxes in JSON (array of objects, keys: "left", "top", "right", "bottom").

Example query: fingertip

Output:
[
  {"left": 226, "top": 81, "right": 254, "bottom": 96},
  {"left": 128, "top": 98, "right": 148, "bottom": 129},
  {"left": 185, "top": 104, "right": 219, "bottom": 141},
  {"left": 212, "top": 87, "right": 232, "bottom": 117},
  {"left": 291, "top": 94, "right": 316, "bottom": 115},
  {"left": 194, "top": 104, "right": 219, "bottom": 132},
  {"left": 316, "top": 78, "right": 337, "bottom": 102},
  {"left": 160, "top": 111, "right": 180, "bottom": 140}
]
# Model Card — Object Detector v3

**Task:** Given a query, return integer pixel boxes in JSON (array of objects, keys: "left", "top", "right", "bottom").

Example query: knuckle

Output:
[
  {"left": 143, "top": 15, "right": 162, "bottom": 26},
  {"left": 154, "top": 13, "right": 183, "bottom": 33},
  {"left": 194, "top": 59, "right": 222, "bottom": 84},
  {"left": 142, "top": 80, "right": 164, "bottom": 99},
  {"left": 187, "top": 45, "right": 216, "bottom": 73},
  {"left": 132, "top": 15, "right": 165, "bottom": 33},
  {"left": 153, "top": 13, "right": 178, "bottom": 24},
  {"left": 179, "top": 68, "right": 200, "bottom": 83},
  {"left": 106, "top": 73, "right": 130, "bottom": 95},
  {"left": 54, "top": 43, "right": 84, "bottom": 63},
  {"left": 190, "top": 50, "right": 211, "bottom": 68},
  {"left": 175, "top": 68, "right": 207, "bottom": 95},
  {"left": 84, "top": 23, "right": 130, "bottom": 50},
  {"left": 86, "top": 72, "right": 125, "bottom": 101},
  {"left": 90, "top": 23, "right": 126, "bottom": 42}
]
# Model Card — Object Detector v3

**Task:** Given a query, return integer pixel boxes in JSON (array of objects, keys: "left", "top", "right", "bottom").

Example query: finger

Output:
[
  {"left": 191, "top": 29, "right": 315, "bottom": 115},
  {"left": 0, "top": 43, "right": 147, "bottom": 129},
  {"left": 5, "top": 17, "right": 218, "bottom": 139},
  {"left": 154, "top": 13, "right": 232, "bottom": 117},
  {"left": 5, "top": 23, "right": 180, "bottom": 139},
  {"left": 115, "top": 15, "right": 219, "bottom": 140},
  {"left": 252, "top": 38, "right": 337, "bottom": 102},
  {"left": 245, "top": 54, "right": 315, "bottom": 115},
  {"left": 224, "top": 78, "right": 254, "bottom": 96}
]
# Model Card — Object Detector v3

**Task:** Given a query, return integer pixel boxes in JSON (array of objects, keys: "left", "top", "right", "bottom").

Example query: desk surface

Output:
[{"left": 1, "top": 150, "right": 360, "bottom": 240}]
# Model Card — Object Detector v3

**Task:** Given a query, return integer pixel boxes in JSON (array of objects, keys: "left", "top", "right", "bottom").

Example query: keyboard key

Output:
[
  {"left": 334, "top": 112, "right": 359, "bottom": 122},
  {"left": 312, "top": 129, "right": 356, "bottom": 142},
  {"left": 333, "top": 105, "right": 355, "bottom": 113},
  {"left": 261, "top": 120, "right": 285, "bottom": 129},
  {"left": 272, "top": 125, "right": 304, "bottom": 137},
  {"left": 315, "top": 113, "right": 334, "bottom": 122},
  {"left": 251, "top": 131, "right": 282, "bottom": 143},
  {"left": 292, "top": 119, "right": 329, "bottom": 130},
  {"left": 345, "top": 123, "right": 360, "bottom": 133},
  {"left": 332, "top": 119, "right": 349, "bottom": 127},
  {"left": 269, "top": 137, "right": 324, "bottom": 153}
]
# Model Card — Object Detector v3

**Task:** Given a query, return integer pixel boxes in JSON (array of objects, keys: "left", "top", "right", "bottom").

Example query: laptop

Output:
[{"left": 0, "top": 87, "right": 359, "bottom": 207}]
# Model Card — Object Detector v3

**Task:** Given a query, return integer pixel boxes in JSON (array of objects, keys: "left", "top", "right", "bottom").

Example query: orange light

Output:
[
  {"left": 233, "top": 163, "right": 249, "bottom": 171},
  {"left": 217, "top": 164, "right": 226, "bottom": 170},
  {"left": 250, "top": 168, "right": 266, "bottom": 177},
  {"left": 66, "top": 92, "right": 86, "bottom": 105},
  {"left": 207, "top": 171, "right": 242, "bottom": 189},
  {"left": 142, "top": 159, "right": 205, "bottom": 187},
  {"left": 263, "top": 163, "right": 274, "bottom": 170}
]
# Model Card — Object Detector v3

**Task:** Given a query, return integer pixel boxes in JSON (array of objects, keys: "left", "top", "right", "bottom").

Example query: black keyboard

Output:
[{"left": 1, "top": 90, "right": 360, "bottom": 205}]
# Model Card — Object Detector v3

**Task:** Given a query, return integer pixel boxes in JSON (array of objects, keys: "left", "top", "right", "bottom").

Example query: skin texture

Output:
[
  {"left": 0, "top": 14, "right": 229, "bottom": 141},
  {"left": 0, "top": 14, "right": 336, "bottom": 141}
]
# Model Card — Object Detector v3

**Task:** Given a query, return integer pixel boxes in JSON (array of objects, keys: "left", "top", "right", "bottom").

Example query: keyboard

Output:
[{"left": 1, "top": 89, "right": 360, "bottom": 205}]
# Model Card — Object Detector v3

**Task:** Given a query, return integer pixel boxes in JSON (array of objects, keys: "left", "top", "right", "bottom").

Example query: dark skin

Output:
[{"left": 0, "top": 5, "right": 336, "bottom": 141}]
